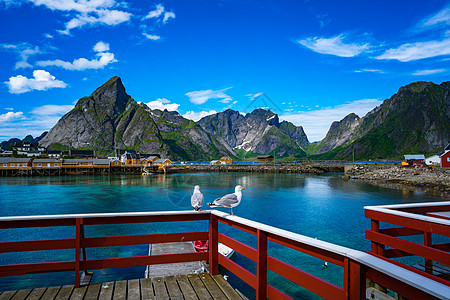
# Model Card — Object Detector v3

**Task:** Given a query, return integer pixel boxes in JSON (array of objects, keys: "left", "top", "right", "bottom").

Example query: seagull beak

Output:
[{"left": 242, "top": 187, "right": 245, "bottom": 190}]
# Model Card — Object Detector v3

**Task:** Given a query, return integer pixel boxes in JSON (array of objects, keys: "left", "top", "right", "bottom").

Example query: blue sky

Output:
[{"left": 0, "top": 0, "right": 449, "bottom": 142}]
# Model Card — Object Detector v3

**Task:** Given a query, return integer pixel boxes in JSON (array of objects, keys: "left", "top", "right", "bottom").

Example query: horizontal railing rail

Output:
[
  {"left": 365, "top": 202, "right": 450, "bottom": 289},
  {"left": 0, "top": 210, "right": 449, "bottom": 299}
]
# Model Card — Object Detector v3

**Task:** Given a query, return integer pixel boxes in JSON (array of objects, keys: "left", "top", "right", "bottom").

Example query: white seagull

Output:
[
  {"left": 208, "top": 185, "right": 245, "bottom": 215},
  {"left": 191, "top": 185, "right": 204, "bottom": 211}
]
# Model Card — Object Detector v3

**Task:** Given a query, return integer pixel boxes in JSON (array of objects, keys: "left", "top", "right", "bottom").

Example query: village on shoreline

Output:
[{"left": 1, "top": 141, "right": 449, "bottom": 195}]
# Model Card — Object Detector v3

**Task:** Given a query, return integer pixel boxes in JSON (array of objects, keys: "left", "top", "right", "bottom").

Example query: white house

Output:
[{"left": 425, "top": 155, "right": 440, "bottom": 166}]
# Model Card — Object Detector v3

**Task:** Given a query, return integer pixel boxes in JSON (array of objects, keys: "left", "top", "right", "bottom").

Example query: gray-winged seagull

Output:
[
  {"left": 208, "top": 185, "right": 245, "bottom": 215},
  {"left": 191, "top": 185, "right": 204, "bottom": 211}
]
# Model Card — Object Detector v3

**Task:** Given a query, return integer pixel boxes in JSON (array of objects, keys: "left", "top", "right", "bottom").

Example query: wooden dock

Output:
[
  {"left": 145, "top": 242, "right": 205, "bottom": 278},
  {"left": 0, "top": 273, "right": 247, "bottom": 300}
]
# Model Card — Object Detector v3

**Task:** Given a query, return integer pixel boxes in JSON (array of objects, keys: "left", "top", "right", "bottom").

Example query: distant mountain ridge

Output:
[
  {"left": 39, "top": 76, "right": 307, "bottom": 160},
  {"left": 35, "top": 76, "right": 450, "bottom": 160},
  {"left": 1, "top": 132, "right": 47, "bottom": 151},
  {"left": 314, "top": 81, "right": 450, "bottom": 159},
  {"left": 198, "top": 109, "right": 308, "bottom": 158}
]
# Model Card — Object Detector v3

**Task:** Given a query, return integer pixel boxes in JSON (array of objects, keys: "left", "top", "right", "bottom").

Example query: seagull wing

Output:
[
  {"left": 213, "top": 193, "right": 238, "bottom": 208},
  {"left": 191, "top": 192, "right": 204, "bottom": 209}
]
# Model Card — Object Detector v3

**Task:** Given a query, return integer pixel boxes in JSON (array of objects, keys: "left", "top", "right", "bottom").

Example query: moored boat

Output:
[{"left": 193, "top": 240, "right": 235, "bottom": 258}]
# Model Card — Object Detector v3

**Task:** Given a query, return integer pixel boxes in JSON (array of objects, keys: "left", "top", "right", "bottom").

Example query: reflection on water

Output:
[{"left": 0, "top": 173, "right": 446, "bottom": 296}]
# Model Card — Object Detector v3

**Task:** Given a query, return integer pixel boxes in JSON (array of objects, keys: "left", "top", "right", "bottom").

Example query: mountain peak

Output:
[{"left": 91, "top": 76, "right": 124, "bottom": 97}]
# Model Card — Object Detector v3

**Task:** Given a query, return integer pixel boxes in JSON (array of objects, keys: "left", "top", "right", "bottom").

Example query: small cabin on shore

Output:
[
  {"left": 109, "top": 157, "right": 122, "bottom": 167},
  {"left": 140, "top": 155, "right": 158, "bottom": 166},
  {"left": 425, "top": 155, "right": 440, "bottom": 166},
  {"left": 219, "top": 156, "right": 232, "bottom": 164},
  {"left": 210, "top": 160, "right": 222, "bottom": 165},
  {"left": 32, "top": 159, "right": 61, "bottom": 169},
  {"left": 256, "top": 155, "right": 274, "bottom": 163},
  {"left": 403, "top": 154, "right": 426, "bottom": 167},
  {"left": 48, "top": 150, "right": 63, "bottom": 158},
  {"left": 0, "top": 157, "right": 33, "bottom": 169},
  {"left": 440, "top": 143, "right": 450, "bottom": 168},
  {"left": 154, "top": 158, "right": 173, "bottom": 168}
]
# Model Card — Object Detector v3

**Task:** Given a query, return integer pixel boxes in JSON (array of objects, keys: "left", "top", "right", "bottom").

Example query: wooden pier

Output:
[
  {"left": 0, "top": 273, "right": 247, "bottom": 300},
  {"left": 146, "top": 242, "right": 205, "bottom": 278}
]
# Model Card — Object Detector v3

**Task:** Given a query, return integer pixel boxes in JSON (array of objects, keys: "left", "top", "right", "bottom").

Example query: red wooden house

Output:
[{"left": 440, "top": 143, "right": 450, "bottom": 168}]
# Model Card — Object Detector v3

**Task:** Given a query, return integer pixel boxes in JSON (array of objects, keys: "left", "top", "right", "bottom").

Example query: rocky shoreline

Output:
[{"left": 345, "top": 165, "right": 450, "bottom": 194}]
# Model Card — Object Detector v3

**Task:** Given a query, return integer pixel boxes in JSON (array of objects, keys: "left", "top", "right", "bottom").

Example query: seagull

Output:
[
  {"left": 191, "top": 185, "right": 204, "bottom": 211},
  {"left": 208, "top": 185, "right": 245, "bottom": 215}
]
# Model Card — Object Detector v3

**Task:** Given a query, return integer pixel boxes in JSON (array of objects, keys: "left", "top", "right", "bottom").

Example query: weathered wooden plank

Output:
[
  {"left": 127, "top": 279, "right": 140, "bottom": 300},
  {"left": 187, "top": 274, "right": 212, "bottom": 300},
  {"left": 0, "top": 291, "right": 17, "bottom": 300},
  {"left": 164, "top": 276, "right": 182, "bottom": 300},
  {"left": 199, "top": 273, "right": 227, "bottom": 300},
  {"left": 152, "top": 277, "right": 168, "bottom": 300},
  {"left": 54, "top": 285, "right": 73, "bottom": 300},
  {"left": 112, "top": 281, "right": 126, "bottom": 300},
  {"left": 175, "top": 275, "right": 197, "bottom": 299},
  {"left": 68, "top": 286, "right": 87, "bottom": 300},
  {"left": 25, "top": 288, "right": 46, "bottom": 300},
  {"left": 140, "top": 278, "right": 154, "bottom": 300},
  {"left": 235, "top": 289, "right": 249, "bottom": 300},
  {"left": 83, "top": 283, "right": 101, "bottom": 300},
  {"left": 41, "top": 286, "right": 61, "bottom": 300},
  {"left": 212, "top": 275, "right": 243, "bottom": 300},
  {"left": 98, "top": 282, "right": 114, "bottom": 300},
  {"left": 11, "top": 289, "right": 31, "bottom": 300}
]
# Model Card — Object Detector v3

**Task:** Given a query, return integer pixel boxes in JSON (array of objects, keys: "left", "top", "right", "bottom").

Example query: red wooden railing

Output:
[
  {"left": 365, "top": 202, "right": 450, "bottom": 288},
  {"left": 0, "top": 210, "right": 449, "bottom": 299}
]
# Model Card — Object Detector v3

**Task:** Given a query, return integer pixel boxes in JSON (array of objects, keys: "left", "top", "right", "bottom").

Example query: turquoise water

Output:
[{"left": 0, "top": 173, "right": 446, "bottom": 298}]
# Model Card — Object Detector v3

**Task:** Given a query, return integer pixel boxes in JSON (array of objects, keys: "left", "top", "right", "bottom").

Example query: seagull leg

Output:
[{"left": 231, "top": 208, "right": 233, "bottom": 215}]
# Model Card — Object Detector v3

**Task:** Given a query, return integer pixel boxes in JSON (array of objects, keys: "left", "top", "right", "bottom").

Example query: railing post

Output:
[
  {"left": 370, "top": 219, "right": 384, "bottom": 256},
  {"left": 209, "top": 214, "right": 219, "bottom": 275},
  {"left": 424, "top": 231, "right": 433, "bottom": 273},
  {"left": 75, "top": 218, "right": 83, "bottom": 288},
  {"left": 256, "top": 229, "right": 268, "bottom": 300},
  {"left": 345, "top": 258, "right": 366, "bottom": 300}
]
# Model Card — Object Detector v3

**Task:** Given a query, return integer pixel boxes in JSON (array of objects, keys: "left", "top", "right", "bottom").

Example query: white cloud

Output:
[
  {"left": 354, "top": 69, "right": 384, "bottom": 73},
  {"left": 412, "top": 69, "right": 447, "bottom": 76},
  {"left": 182, "top": 110, "right": 217, "bottom": 121},
  {"left": 144, "top": 4, "right": 164, "bottom": 19},
  {"left": 144, "top": 98, "right": 180, "bottom": 111},
  {"left": 31, "top": 104, "right": 74, "bottom": 116},
  {"left": 419, "top": 6, "right": 450, "bottom": 29},
  {"left": 37, "top": 43, "right": 117, "bottom": 70},
  {"left": 27, "top": 0, "right": 131, "bottom": 34},
  {"left": 163, "top": 11, "right": 175, "bottom": 23},
  {"left": 280, "top": 98, "right": 382, "bottom": 142},
  {"left": 185, "top": 87, "right": 232, "bottom": 105},
  {"left": 1, "top": 43, "right": 41, "bottom": 69},
  {"left": 298, "top": 34, "right": 370, "bottom": 57},
  {"left": 59, "top": 9, "right": 131, "bottom": 34},
  {"left": 0, "top": 111, "right": 25, "bottom": 122},
  {"left": 5, "top": 70, "right": 67, "bottom": 94},
  {"left": 93, "top": 41, "right": 110, "bottom": 52},
  {"left": 246, "top": 92, "right": 263, "bottom": 101},
  {"left": 143, "top": 33, "right": 161, "bottom": 40},
  {"left": 0, "top": 104, "right": 74, "bottom": 140},
  {"left": 375, "top": 38, "right": 450, "bottom": 62}
]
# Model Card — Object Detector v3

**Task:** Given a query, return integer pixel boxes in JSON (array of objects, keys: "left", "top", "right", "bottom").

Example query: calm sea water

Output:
[{"left": 0, "top": 173, "right": 446, "bottom": 298}]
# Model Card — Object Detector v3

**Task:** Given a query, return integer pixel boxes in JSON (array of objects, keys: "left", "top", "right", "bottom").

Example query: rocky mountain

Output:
[
  {"left": 1, "top": 132, "right": 47, "bottom": 150},
  {"left": 39, "top": 76, "right": 233, "bottom": 160},
  {"left": 313, "top": 113, "right": 360, "bottom": 155},
  {"left": 198, "top": 109, "right": 309, "bottom": 158},
  {"left": 316, "top": 81, "right": 450, "bottom": 159}
]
